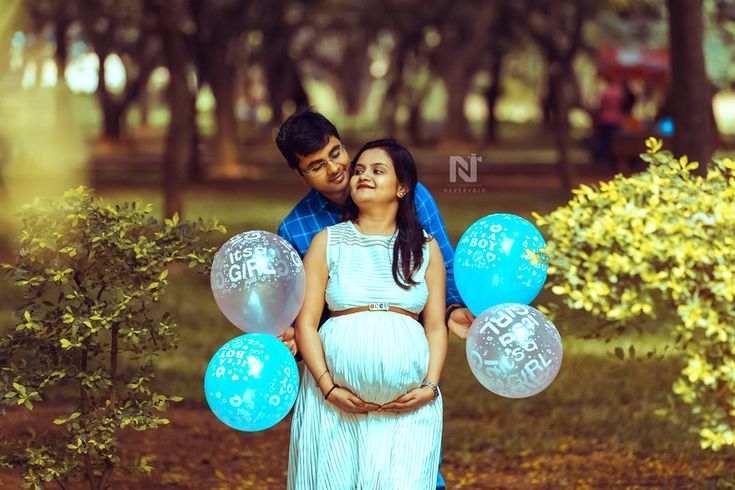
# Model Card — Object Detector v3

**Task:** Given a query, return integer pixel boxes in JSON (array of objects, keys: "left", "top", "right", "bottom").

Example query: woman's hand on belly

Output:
[
  {"left": 327, "top": 385, "right": 382, "bottom": 414},
  {"left": 377, "top": 385, "right": 436, "bottom": 413}
]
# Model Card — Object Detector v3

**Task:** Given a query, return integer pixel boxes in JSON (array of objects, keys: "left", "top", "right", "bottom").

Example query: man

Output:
[{"left": 274, "top": 107, "right": 474, "bottom": 490}]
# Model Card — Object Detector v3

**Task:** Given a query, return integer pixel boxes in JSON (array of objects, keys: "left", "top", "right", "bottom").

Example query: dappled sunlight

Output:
[
  {"left": 713, "top": 89, "right": 735, "bottom": 135},
  {"left": 64, "top": 52, "right": 99, "bottom": 93},
  {"left": 0, "top": 4, "right": 89, "bottom": 230},
  {"left": 0, "top": 86, "right": 89, "bottom": 223}
]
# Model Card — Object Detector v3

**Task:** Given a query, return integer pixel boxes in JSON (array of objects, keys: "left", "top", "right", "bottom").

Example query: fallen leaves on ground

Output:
[{"left": 1, "top": 404, "right": 733, "bottom": 489}]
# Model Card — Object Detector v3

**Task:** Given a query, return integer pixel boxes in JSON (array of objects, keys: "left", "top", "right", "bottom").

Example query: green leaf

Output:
[
  {"left": 165, "top": 213, "right": 180, "bottom": 227},
  {"left": 138, "top": 456, "right": 154, "bottom": 474},
  {"left": 53, "top": 411, "right": 81, "bottom": 425}
]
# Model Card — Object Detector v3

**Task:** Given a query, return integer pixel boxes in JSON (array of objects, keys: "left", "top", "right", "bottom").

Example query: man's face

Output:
[{"left": 295, "top": 136, "right": 351, "bottom": 198}]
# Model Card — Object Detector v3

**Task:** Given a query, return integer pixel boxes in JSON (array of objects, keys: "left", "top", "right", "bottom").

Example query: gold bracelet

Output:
[{"left": 316, "top": 368, "right": 330, "bottom": 384}]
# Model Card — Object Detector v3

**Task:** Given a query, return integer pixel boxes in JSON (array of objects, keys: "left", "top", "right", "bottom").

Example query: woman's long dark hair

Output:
[{"left": 343, "top": 139, "right": 427, "bottom": 290}]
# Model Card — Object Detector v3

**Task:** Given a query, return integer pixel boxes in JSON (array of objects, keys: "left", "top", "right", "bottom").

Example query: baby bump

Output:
[{"left": 320, "top": 313, "right": 429, "bottom": 405}]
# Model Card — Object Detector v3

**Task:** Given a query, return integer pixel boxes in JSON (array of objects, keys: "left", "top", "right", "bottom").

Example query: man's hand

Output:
[
  {"left": 447, "top": 307, "right": 475, "bottom": 340},
  {"left": 277, "top": 327, "right": 297, "bottom": 355}
]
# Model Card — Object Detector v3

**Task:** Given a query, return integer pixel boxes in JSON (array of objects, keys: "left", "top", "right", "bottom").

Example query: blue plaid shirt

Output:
[{"left": 277, "top": 183, "right": 463, "bottom": 307}]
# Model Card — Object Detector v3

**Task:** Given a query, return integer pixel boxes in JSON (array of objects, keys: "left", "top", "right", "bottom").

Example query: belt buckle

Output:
[{"left": 368, "top": 302, "right": 389, "bottom": 311}]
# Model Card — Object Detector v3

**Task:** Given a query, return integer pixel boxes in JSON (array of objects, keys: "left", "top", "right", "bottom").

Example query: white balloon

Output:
[
  {"left": 210, "top": 231, "right": 305, "bottom": 335},
  {"left": 465, "top": 303, "right": 563, "bottom": 398}
]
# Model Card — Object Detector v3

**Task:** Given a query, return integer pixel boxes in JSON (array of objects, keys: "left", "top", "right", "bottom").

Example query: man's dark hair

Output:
[
  {"left": 275, "top": 107, "right": 342, "bottom": 170},
  {"left": 344, "top": 138, "right": 427, "bottom": 290}
]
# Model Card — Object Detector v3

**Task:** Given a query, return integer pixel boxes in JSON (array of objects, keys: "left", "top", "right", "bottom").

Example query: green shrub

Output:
[
  {"left": 535, "top": 138, "right": 735, "bottom": 451},
  {"left": 0, "top": 187, "right": 224, "bottom": 488}
]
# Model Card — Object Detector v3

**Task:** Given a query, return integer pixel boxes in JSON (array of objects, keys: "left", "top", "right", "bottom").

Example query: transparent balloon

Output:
[
  {"left": 204, "top": 333, "right": 299, "bottom": 432},
  {"left": 210, "top": 231, "right": 305, "bottom": 336},
  {"left": 454, "top": 213, "right": 547, "bottom": 315},
  {"left": 466, "top": 303, "right": 562, "bottom": 399}
]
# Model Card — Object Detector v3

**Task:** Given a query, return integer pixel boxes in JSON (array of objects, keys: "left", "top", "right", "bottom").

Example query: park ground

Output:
[{"left": 1, "top": 401, "right": 733, "bottom": 489}]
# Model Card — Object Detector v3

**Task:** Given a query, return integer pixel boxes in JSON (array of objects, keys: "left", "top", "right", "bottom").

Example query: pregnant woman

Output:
[{"left": 287, "top": 139, "right": 448, "bottom": 490}]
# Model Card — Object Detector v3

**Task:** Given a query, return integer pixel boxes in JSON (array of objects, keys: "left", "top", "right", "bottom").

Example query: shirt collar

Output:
[{"left": 310, "top": 188, "right": 343, "bottom": 214}]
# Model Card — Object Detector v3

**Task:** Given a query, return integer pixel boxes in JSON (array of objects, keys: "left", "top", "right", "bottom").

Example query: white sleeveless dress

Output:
[{"left": 287, "top": 221, "right": 443, "bottom": 490}]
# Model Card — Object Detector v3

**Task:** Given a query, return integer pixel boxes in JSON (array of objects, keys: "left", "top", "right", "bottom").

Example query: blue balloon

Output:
[
  {"left": 455, "top": 213, "right": 547, "bottom": 315},
  {"left": 204, "top": 333, "right": 299, "bottom": 432}
]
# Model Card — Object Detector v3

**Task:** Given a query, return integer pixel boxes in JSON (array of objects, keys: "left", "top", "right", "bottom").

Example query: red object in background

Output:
[{"left": 597, "top": 45, "right": 669, "bottom": 86}]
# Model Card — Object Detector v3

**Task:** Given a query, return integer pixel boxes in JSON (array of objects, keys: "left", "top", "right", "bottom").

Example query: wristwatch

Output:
[{"left": 421, "top": 380, "right": 439, "bottom": 400}]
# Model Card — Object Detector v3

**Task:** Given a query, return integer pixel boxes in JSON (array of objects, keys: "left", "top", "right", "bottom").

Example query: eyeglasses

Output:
[{"left": 298, "top": 145, "right": 344, "bottom": 175}]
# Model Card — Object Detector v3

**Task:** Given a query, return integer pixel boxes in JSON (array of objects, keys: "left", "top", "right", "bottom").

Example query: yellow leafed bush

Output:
[{"left": 535, "top": 138, "right": 735, "bottom": 451}]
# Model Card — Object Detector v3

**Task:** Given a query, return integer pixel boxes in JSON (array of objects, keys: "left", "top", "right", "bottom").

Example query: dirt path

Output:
[{"left": 1, "top": 404, "right": 732, "bottom": 489}]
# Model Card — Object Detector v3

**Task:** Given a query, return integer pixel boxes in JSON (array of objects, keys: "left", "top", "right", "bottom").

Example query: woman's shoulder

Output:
[
  {"left": 424, "top": 231, "right": 441, "bottom": 260},
  {"left": 306, "top": 228, "right": 329, "bottom": 251}
]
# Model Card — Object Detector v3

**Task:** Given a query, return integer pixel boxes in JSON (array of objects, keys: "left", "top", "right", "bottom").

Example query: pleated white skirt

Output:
[{"left": 287, "top": 311, "right": 443, "bottom": 490}]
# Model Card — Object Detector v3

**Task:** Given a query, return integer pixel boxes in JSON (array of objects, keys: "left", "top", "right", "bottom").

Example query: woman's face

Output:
[{"left": 350, "top": 148, "right": 407, "bottom": 206}]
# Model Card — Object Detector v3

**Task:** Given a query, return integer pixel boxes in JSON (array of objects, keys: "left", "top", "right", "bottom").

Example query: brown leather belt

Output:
[{"left": 330, "top": 303, "right": 419, "bottom": 321}]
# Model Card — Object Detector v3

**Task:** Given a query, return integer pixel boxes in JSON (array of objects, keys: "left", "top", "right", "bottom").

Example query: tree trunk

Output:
[
  {"left": 95, "top": 50, "right": 124, "bottom": 140},
  {"left": 666, "top": 0, "right": 714, "bottom": 171},
  {"left": 549, "top": 61, "right": 575, "bottom": 190},
  {"left": 265, "top": 59, "right": 307, "bottom": 125},
  {"left": 443, "top": 69, "right": 472, "bottom": 141},
  {"left": 379, "top": 38, "right": 411, "bottom": 136},
  {"left": 94, "top": 49, "right": 156, "bottom": 141},
  {"left": 261, "top": 19, "right": 307, "bottom": 126},
  {"left": 341, "top": 31, "right": 370, "bottom": 115},
  {"left": 524, "top": 0, "right": 587, "bottom": 190},
  {"left": 484, "top": 52, "right": 504, "bottom": 143},
  {"left": 138, "top": 92, "right": 150, "bottom": 127},
  {"left": 206, "top": 37, "right": 242, "bottom": 178},
  {"left": 101, "top": 103, "right": 124, "bottom": 140},
  {"left": 153, "top": 0, "right": 196, "bottom": 219}
]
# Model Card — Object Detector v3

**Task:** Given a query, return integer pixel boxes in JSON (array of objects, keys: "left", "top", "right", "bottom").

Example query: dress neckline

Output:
[{"left": 348, "top": 220, "right": 397, "bottom": 238}]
